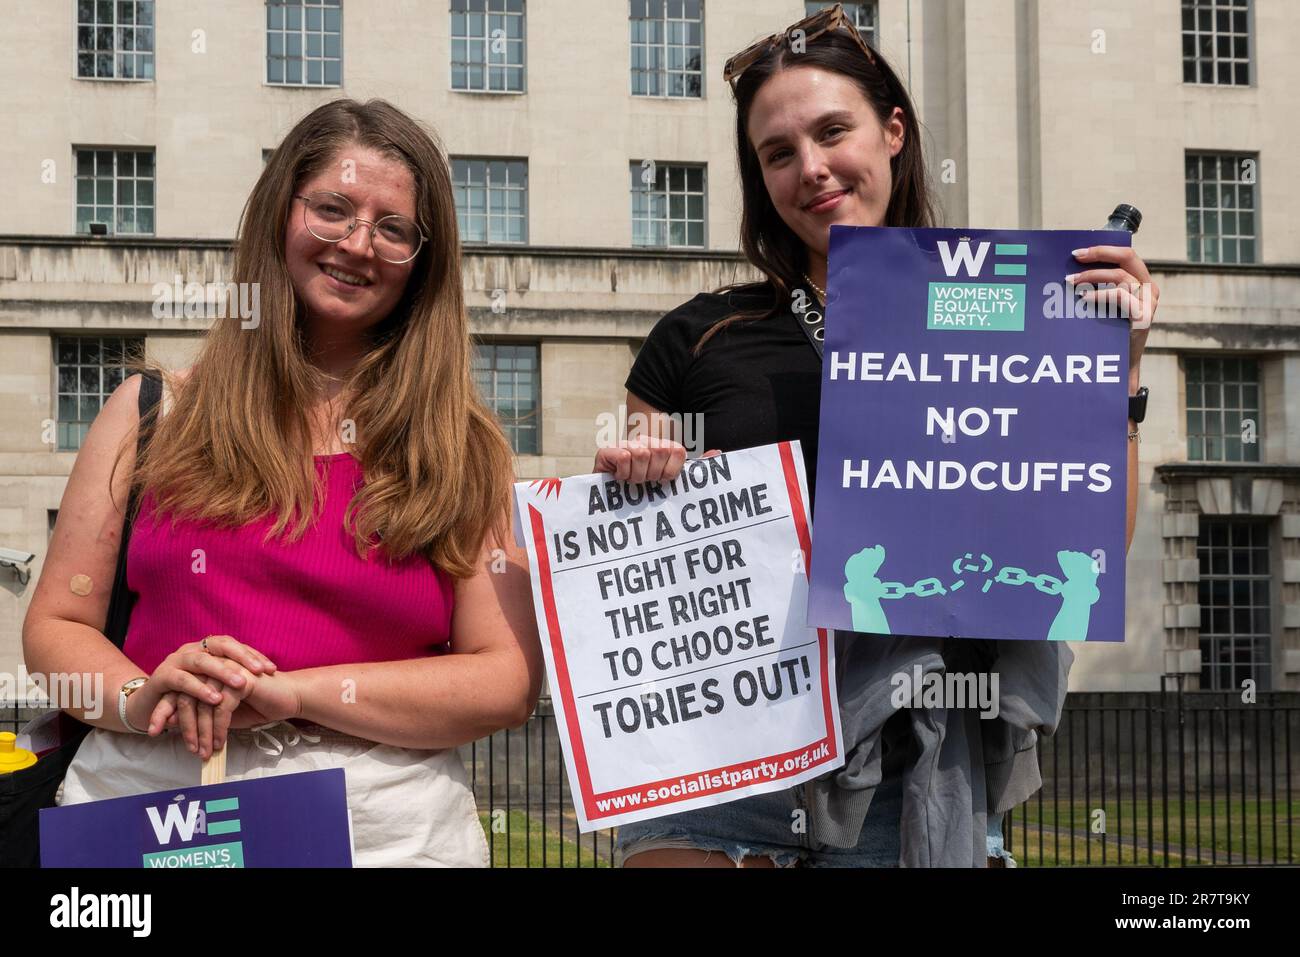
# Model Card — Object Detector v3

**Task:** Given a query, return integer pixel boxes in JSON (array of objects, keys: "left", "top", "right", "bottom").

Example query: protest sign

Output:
[
  {"left": 40, "top": 768, "right": 352, "bottom": 867},
  {"left": 808, "top": 227, "right": 1131, "bottom": 642},
  {"left": 514, "top": 441, "right": 843, "bottom": 831}
]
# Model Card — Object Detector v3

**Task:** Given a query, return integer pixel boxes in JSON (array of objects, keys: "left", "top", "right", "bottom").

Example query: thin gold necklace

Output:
[{"left": 802, "top": 273, "right": 826, "bottom": 302}]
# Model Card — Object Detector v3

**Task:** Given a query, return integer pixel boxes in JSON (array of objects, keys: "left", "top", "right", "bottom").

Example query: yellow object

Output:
[{"left": 0, "top": 731, "right": 38, "bottom": 773}]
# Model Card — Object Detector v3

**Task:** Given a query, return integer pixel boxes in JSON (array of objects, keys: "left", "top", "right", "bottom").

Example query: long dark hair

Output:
[{"left": 700, "top": 29, "right": 937, "bottom": 350}]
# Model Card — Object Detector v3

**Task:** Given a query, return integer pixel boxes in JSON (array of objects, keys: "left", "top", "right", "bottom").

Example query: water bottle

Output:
[{"left": 1103, "top": 203, "right": 1142, "bottom": 234}]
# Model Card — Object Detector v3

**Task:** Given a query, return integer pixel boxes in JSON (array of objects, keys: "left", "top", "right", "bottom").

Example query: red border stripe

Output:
[
  {"left": 527, "top": 503, "right": 596, "bottom": 821},
  {"left": 777, "top": 441, "right": 838, "bottom": 760}
]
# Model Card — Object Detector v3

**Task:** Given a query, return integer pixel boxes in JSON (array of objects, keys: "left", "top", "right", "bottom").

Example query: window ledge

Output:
[
  {"left": 630, "top": 93, "right": 705, "bottom": 101},
  {"left": 73, "top": 75, "right": 155, "bottom": 83},
  {"left": 3, "top": 234, "right": 747, "bottom": 259},
  {"left": 1156, "top": 463, "right": 1300, "bottom": 481},
  {"left": 263, "top": 82, "right": 343, "bottom": 90},
  {"left": 1142, "top": 260, "right": 1300, "bottom": 277},
  {"left": 73, "top": 232, "right": 157, "bottom": 240},
  {"left": 631, "top": 245, "right": 708, "bottom": 252}
]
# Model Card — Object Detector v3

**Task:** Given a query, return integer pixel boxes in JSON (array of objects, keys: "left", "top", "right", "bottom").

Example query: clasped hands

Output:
[{"left": 122, "top": 635, "right": 303, "bottom": 759}]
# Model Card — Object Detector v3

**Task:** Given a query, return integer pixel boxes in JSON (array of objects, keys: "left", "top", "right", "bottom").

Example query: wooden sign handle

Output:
[{"left": 201, "top": 743, "right": 227, "bottom": 785}]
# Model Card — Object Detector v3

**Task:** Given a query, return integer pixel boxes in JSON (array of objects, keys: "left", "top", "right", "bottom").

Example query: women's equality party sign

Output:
[
  {"left": 40, "top": 769, "right": 353, "bottom": 867},
  {"left": 808, "top": 226, "right": 1132, "bottom": 643},
  {"left": 513, "top": 442, "right": 843, "bottom": 832}
]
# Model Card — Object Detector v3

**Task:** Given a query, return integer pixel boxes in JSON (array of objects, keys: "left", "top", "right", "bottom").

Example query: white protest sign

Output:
[{"left": 513, "top": 441, "right": 843, "bottom": 832}]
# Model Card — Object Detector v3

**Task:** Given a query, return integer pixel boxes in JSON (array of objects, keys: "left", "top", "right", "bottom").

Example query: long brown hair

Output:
[
  {"left": 700, "top": 28, "right": 937, "bottom": 350},
  {"left": 123, "top": 98, "right": 513, "bottom": 578}
]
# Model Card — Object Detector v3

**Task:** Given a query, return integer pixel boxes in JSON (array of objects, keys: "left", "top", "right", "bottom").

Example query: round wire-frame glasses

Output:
[{"left": 294, "top": 190, "right": 428, "bottom": 264}]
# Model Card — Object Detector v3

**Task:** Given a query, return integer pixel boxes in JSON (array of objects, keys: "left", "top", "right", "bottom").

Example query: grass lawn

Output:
[
  {"left": 478, "top": 810, "right": 613, "bottom": 868},
  {"left": 1003, "top": 796, "right": 1299, "bottom": 866}
]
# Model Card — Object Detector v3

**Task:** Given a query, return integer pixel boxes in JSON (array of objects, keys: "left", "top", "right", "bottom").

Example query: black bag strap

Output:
[
  {"left": 790, "top": 292, "right": 825, "bottom": 360},
  {"left": 102, "top": 370, "right": 163, "bottom": 649}
]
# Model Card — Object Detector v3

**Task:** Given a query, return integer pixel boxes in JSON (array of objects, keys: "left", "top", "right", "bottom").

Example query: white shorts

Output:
[{"left": 56, "top": 721, "right": 490, "bottom": 868}]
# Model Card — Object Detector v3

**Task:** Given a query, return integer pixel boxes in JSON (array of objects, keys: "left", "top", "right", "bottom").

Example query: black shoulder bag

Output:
[{"left": 0, "top": 370, "right": 162, "bottom": 868}]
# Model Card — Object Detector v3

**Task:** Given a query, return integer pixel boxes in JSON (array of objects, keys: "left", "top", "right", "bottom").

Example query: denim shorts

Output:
[{"left": 615, "top": 772, "right": 903, "bottom": 868}]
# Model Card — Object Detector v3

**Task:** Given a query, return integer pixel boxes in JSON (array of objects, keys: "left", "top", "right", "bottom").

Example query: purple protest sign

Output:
[
  {"left": 40, "top": 768, "right": 352, "bottom": 867},
  {"left": 808, "top": 226, "right": 1131, "bottom": 642}
]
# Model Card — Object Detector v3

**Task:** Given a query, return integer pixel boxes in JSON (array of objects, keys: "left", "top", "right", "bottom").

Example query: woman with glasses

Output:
[
  {"left": 599, "top": 5, "right": 1157, "bottom": 867},
  {"left": 23, "top": 99, "right": 543, "bottom": 866}
]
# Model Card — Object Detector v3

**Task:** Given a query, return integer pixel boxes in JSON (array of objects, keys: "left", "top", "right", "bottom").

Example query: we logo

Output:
[
  {"left": 145, "top": 797, "right": 203, "bottom": 845},
  {"left": 142, "top": 794, "right": 245, "bottom": 868},
  {"left": 936, "top": 241, "right": 1028, "bottom": 278},
  {"left": 928, "top": 239, "right": 1028, "bottom": 332}
]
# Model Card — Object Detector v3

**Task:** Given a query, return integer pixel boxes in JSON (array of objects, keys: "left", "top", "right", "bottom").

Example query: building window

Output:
[
  {"left": 631, "top": 162, "right": 705, "bottom": 248},
  {"left": 1185, "top": 152, "right": 1257, "bottom": 264},
  {"left": 77, "top": 0, "right": 155, "bottom": 79},
  {"left": 1182, "top": 0, "right": 1251, "bottom": 85},
  {"left": 451, "top": 0, "right": 526, "bottom": 92},
  {"left": 55, "top": 336, "right": 143, "bottom": 451},
  {"left": 1198, "top": 518, "right": 1271, "bottom": 691},
  {"left": 453, "top": 159, "right": 527, "bottom": 244},
  {"left": 630, "top": 0, "right": 702, "bottom": 98},
  {"left": 75, "top": 148, "right": 155, "bottom": 235},
  {"left": 1185, "top": 356, "right": 1260, "bottom": 462},
  {"left": 473, "top": 343, "right": 539, "bottom": 454},
  {"left": 804, "top": 1, "right": 877, "bottom": 46},
  {"left": 267, "top": 0, "right": 342, "bottom": 86}
]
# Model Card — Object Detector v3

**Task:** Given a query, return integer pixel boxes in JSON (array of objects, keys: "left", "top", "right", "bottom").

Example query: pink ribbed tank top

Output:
[{"left": 122, "top": 452, "right": 455, "bottom": 674}]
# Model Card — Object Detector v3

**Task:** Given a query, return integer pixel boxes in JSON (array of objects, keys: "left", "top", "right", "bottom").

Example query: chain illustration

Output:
[
  {"left": 843, "top": 546, "right": 1102, "bottom": 640},
  {"left": 880, "top": 578, "right": 949, "bottom": 599},
  {"left": 877, "top": 552, "right": 1063, "bottom": 600}
]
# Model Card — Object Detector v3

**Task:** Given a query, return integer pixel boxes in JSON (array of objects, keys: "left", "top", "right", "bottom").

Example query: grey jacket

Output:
[{"left": 805, "top": 631, "right": 1072, "bottom": 867}]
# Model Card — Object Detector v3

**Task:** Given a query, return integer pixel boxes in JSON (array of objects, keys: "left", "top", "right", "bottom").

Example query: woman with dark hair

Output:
[
  {"left": 23, "top": 98, "right": 544, "bottom": 867},
  {"left": 599, "top": 5, "right": 1157, "bottom": 867}
]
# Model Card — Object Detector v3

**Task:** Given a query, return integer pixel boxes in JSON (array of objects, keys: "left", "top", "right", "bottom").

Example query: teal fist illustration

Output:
[
  {"left": 843, "top": 545, "right": 892, "bottom": 635},
  {"left": 1047, "top": 549, "right": 1102, "bottom": 641}
]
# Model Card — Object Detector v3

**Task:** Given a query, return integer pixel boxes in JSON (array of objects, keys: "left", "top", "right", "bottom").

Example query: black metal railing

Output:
[
  {"left": 1003, "top": 684, "right": 1298, "bottom": 867},
  {"left": 8, "top": 686, "right": 1297, "bottom": 867},
  {"left": 460, "top": 698, "right": 617, "bottom": 867}
]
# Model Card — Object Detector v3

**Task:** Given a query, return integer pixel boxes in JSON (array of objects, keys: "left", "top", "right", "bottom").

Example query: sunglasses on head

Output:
[{"left": 722, "top": 3, "right": 878, "bottom": 88}]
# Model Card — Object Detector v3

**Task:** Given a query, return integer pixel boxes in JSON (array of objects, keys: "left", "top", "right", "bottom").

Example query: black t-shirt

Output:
[{"left": 625, "top": 283, "right": 825, "bottom": 496}]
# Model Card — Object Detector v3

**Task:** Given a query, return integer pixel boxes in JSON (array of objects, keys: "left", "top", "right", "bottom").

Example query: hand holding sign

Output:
[
  {"left": 139, "top": 636, "right": 288, "bottom": 758},
  {"left": 1068, "top": 244, "right": 1160, "bottom": 387},
  {"left": 127, "top": 636, "right": 268, "bottom": 740},
  {"left": 592, "top": 432, "right": 722, "bottom": 484},
  {"left": 594, "top": 433, "right": 688, "bottom": 484}
]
